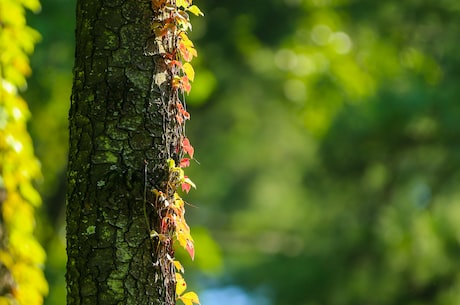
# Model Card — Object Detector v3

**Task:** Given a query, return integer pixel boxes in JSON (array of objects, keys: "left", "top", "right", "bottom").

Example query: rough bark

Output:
[{"left": 67, "top": 0, "right": 171, "bottom": 304}]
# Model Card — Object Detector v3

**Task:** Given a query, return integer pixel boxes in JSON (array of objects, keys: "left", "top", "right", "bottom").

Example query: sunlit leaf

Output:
[
  {"left": 181, "top": 182, "right": 191, "bottom": 193},
  {"left": 187, "top": 5, "right": 204, "bottom": 16},
  {"left": 179, "top": 291, "right": 200, "bottom": 305},
  {"left": 186, "top": 239, "right": 195, "bottom": 260},
  {"left": 176, "top": 0, "right": 189, "bottom": 9},
  {"left": 182, "top": 62, "right": 195, "bottom": 82},
  {"left": 179, "top": 173, "right": 195, "bottom": 192},
  {"left": 182, "top": 137, "right": 194, "bottom": 159},
  {"left": 174, "top": 260, "right": 184, "bottom": 273},
  {"left": 175, "top": 273, "right": 187, "bottom": 296},
  {"left": 181, "top": 76, "right": 191, "bottom": 93},
  {"left": 180, "top": 158, "right": 190, "bottom": 168}
]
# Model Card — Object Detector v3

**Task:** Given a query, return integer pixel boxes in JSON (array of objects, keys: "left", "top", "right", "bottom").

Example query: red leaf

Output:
[
  {"left": 182, "top": 137, "right": 194, "bottom": 159},
  {"left": 176, "top": 102, "right": 185, "bottom": 112},
  {"left": 177, "top": 102, "right": 190, "bottom": 120},
  {"left": 180, "top": 158, "right": 190, "bottom": 168},
  {"left": 186, "top": 239, "right": 195, "bottom": 260},
  {"left": 182, "top": 76, "right": 191, "bottom": 93},
  {"left": 181, "top": 182, "right": 191, "bottom": 193},
  {"left": 176, "top": 114, "right": 184, "bottom": 125},
  {"left": 168, "top": 60, "right": 182, "bottom": 69},
  {"left": 182, "top": 110, "right": 190, "bottom": 120}
]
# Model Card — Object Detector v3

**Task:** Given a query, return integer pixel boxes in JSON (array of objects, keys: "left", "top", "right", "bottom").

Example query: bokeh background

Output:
[{"left": 24, "top": 0, "right": 460, "bottom": 304}]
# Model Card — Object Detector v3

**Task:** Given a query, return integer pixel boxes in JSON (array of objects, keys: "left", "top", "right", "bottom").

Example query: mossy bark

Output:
[{"left": 67, "top": 0, "right": 169, "bottom": 304}]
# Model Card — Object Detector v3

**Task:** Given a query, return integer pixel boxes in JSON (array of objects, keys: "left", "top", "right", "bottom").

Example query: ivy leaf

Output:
[
  {"left": 167, "top": 158, "right": 176, "bottom": 169},
  {"left": 186, "top": 239, "right": 195, "bottom": 260},
  {"left": 178, "top": 33, "right": 197, "bottom": 62},
  {"left": 182, "top": 76, "right": 192, "bottom": 93},
  {"left": 182, "top": 137, "right": 194, "bottom": 159},
  {"left": 176, "top": 273, "right": 187, "bottom": 296},
  {"left": 174, "top": 260, "right": 184, "bottom": 273},
  {"left": 179, "top": 291, "right": 201, "bottom": 305},
  {"left": 179, "top": 158, "right": 190, "bottom": 168},
  {"left": 187, "top": 5, "right": 204, "bottom": 16},
  {"left": 176, "top": 0, "right": 190, "bottom": 8},
  {"left": 182, "top": 62, "right": 195, "bottom": 82},
  {"left": 176, "top": 114, "right": 184, "bottom": 125},
  {"left": 176, "top": 226, "right": 191, "bottom": 250},
  {"left": 183, "top": 176, "right": 196, "bottom": 189},
  {"left": 173, "top": 75, "right": 182, "bottom": 89},
  {"left": 181, "top": 182, "right": 191, "bottom": 193},
  {"left": 181, "top": 175, "right": 197, "bottom": 193}
]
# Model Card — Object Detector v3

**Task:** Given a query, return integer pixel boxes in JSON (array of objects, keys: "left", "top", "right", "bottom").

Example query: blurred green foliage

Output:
[{"left": 25, "top": 0, "right": 460, "bottom": 304}]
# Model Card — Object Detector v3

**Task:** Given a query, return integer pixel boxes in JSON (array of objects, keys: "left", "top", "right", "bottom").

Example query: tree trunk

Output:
[{"left": 67, "top": 0, "right": 173, "bottom": 304}]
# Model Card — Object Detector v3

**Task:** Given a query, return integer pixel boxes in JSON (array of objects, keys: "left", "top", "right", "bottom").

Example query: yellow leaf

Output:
[
  {"left": 182, "top": 63, "right": 195, "bottom": 82},
  {"left": 174, "top": 260, "right": 184, "bottom": 273},
  {"left": 21, "top": 0, "right": 42, "bottom": 12},
  {"left": 187, "top": 5, "right": 204, "bottom": 16},
  {"left": 179, "top": 291, "right": 201, "bottom": 305},
  {"left": 167, "top": 158, "right": 176, "bottom": 169},
  {"left": 176, "top": 273, "right": 187, "bottom": 296},
  {"left": 176, "top": 0, "right": 189, "bottom": 8},
  {"left": 176, "top": 230, "right": 188, "bottom": 249}
]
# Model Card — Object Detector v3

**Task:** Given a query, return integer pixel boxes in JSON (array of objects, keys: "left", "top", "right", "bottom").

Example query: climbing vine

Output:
[
  {"left": 146, "top": 1, "right": 203, "bottom": 305},
  {"left": 0, "top": 0, "right": 48, "bottom": 305}
]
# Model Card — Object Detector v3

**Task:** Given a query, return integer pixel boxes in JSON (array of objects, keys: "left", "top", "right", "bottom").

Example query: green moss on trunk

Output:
[{"left": 67, "top": 0, "right": 167, "bottom": 304}]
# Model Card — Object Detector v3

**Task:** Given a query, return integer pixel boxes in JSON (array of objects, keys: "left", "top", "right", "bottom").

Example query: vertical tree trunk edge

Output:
[{"left": 67, "top": 0, "right": 170, "bottom": 304}]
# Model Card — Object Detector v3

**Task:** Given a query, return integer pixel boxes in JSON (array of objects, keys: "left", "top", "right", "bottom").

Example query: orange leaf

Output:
[
  {"left": 182, "top": 76, "right": 191, "bottom": 93},
  {"left": 176, "top": 102, "right": 190, "bottom": 120},
  {"left": 182, "top": 137, "right": 194, "bottom": 159},
  {"left": 176, "top": 114, "right": 184, "bottom": 125},
  {"left": 178, "top": 35, "right": 197, "bottom": 62}
]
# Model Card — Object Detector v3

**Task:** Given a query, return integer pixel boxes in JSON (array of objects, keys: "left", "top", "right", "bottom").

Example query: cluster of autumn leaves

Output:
[
  {"left": 0, "top": 0, "right": 48, "bottom": 305},
  {"left": 149, "top": 1, "right": 203, "bottom": 305}
]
